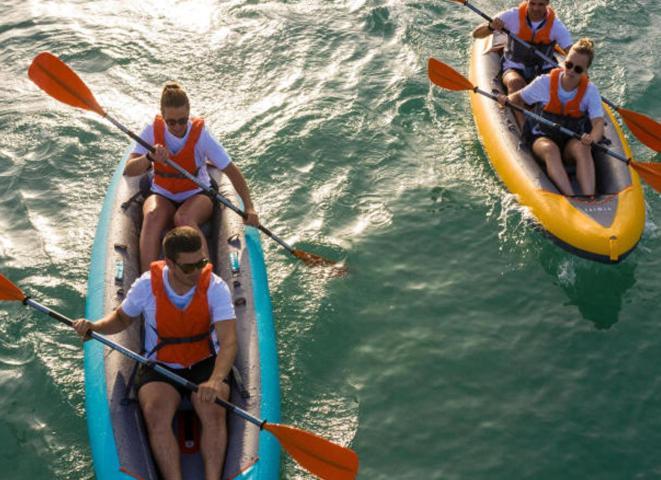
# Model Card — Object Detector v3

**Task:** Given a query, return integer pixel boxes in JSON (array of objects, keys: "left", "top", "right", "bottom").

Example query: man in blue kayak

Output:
[
  {"left": 472, "top": 0, "right": 573, "bottom": 128},
  {"left": 73, "top": 226, "right": 237, "bottom": 480}
]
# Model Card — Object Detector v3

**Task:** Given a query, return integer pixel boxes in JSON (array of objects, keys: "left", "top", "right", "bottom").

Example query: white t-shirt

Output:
[
  {"left": 132, "top": 120, "right": 232, "bottom": 203},
  {"left": 520, "top": 72, "right": 604, "bottom": 120},
  {"left": 120, "top": 266, "right": 235, "bottom": 369},
  {"left": 497, "top": 7, "right": 573, "bottom": 72}
]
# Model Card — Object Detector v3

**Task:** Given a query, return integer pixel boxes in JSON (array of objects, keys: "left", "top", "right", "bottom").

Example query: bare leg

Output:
[
  {"left": 192, "top": 382, "right": 230, "bottom": 480},
  {"left": 139, "top": 382, "right": 182, "bottom": 480},
  {"left": 565, "top": 139, "right": 596, "bottom": 196},
  {"left": 533, "top": 137, "right": 575, "bottom": 196},
  {"left": 173, "top": 194, "right": 214, "bottom": 258},
  {"left": 502, "top": 69, "right": 527, "bottom": 130},
  {"left": 140, "top": 195, "right": 176, "bottom": 272}
]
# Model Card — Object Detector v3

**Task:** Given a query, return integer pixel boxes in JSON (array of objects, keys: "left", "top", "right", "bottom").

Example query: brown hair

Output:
[
  {"left": 570, "top": 38, "right": 595, "bottom": 68},
  {"left": 160, "top": 81, "right": 190, "bottom": 111},
  {"left": 163, "top": 226, "right": 201, "bottom": 261}
]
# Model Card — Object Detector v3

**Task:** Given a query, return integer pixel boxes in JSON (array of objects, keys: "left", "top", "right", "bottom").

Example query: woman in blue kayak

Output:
[
  {"left": 498, "top": 38, "right": 605, "bottom": 197},
  {"left": 124, "top": 82, "right": 259, "bottom": 272}
]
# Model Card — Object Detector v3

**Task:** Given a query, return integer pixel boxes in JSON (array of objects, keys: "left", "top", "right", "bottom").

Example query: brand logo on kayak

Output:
[{"left": 581, "top": 206, "right": 613, "bottom": 213}]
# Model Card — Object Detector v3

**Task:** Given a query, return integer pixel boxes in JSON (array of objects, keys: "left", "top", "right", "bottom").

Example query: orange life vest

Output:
[
  {"left": 152, "top": 115, "right": 205, "bottom": 194},
  {"left": 149, "top": 260, "right": 214, "bottom": 367},
  {"left": 543, "top": 68, "right": 589, "bottom": 118},
  {"left": 516, "top": 1, "right": 555, "bottom": 44}
]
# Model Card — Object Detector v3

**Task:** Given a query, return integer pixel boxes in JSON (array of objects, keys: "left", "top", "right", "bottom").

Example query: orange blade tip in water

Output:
[
  {"left": 264, "top": 423, "right": 359, "bottom": 480},
  {"left": 292, "top": 250, "right": 348, "bottom": 276},
  {"left": 292, "top": 249, "right": 335, "bottom": 266}
]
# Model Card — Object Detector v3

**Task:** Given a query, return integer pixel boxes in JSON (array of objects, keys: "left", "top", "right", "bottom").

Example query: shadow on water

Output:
[{"left": 539, "top": 249, "right": 637, "bottom": 330}]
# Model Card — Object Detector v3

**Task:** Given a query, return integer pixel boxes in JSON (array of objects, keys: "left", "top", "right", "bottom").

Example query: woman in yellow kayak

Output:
[
  {"left": 498, "top": 39, "right": 605, "bottom": 197},
  {"left": 124, "top": 82, "right": 259, "bottom": 272}
]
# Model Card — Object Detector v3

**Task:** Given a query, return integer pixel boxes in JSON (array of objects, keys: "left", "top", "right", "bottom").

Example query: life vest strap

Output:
[
  {"left": 154, "top": 167, "right": 200, "bottom": 179},
  {"left": 147, "top": 325, "right": 214, "bottom": 359}
]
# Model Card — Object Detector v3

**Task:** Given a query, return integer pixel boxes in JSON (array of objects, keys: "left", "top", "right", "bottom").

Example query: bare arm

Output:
[
  {"left": 472, "top": 18, "right": 503, "bottom": 39},
  {"left": 582, "top": 117, "right": 605, "bottom": 145},
  {"left": 124, "top": 153, "right": 152, "bottom": 177},
  {"left": 496, "top": 91, "right": 527, "bottom": 108},
  {"left": 72, "top": 307, "right": 135, "bottom": 338},
  {"left": 197, "top": 320, "right": 238, "bottom": 403},
  {"left": 210, "top": 320, "right": 237, "bottom": 384},
  {"left": 507, "top": 91, "right": 526, "bottom": 108},
  {"left": 124, "top": 145, "right": 171, "bottom": 177},
  {"left": 222, "top": 162, "right": 259, "bottom": 226}
]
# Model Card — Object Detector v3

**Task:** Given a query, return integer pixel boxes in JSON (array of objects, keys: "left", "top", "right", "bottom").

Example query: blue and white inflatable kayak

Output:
[{"left": 83, "top": 150, "right": 281, "bottom": 479}]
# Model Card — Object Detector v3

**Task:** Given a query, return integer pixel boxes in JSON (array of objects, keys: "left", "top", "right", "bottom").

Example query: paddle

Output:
[
  {"left": 27, "top": 51, "right": 344, "bottom": 271},
  {"left": 0, "top": 272, "right": 359, "bottom": 480},
  {"left": 427, "top": 58, "right": 661, "bottom": 192},
  {"left": 449, "top": 0, "right": 661, "bottom": 152}
]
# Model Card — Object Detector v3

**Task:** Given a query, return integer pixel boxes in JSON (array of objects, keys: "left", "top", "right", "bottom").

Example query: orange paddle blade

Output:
[
  {"left": 631, "top": 160, "right": 661, "bottom": 193},
  {"left": 28, "top": 52, "right": 106, "bottom": 116},
  {"left": 0, "top": 273, "right": 27, "bottom": 302},
  {"left": 428, "top": 58, "right": 474, "bottom": 91},
  {"left": 617, "top": 107, "right": 661, "bottom": 152},
  {"left": 292, "top": 249, "right": 337, "bottom": 267},
  {"left": 263, "top": 423, "right": 359, "bottom": 480}
]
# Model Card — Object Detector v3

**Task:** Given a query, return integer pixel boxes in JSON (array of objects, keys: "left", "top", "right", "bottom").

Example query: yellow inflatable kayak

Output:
[{"left": 468, "top": 36, "right": 645, "bottom": 263}]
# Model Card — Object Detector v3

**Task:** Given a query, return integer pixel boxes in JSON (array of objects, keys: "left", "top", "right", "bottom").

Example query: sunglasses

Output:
[
  {"left": 564, "top": 61, "right": 585, "bottom": 74},
  {"left": 175, "top": 257, "right": 209, "bottom": 274},
  {"left": 165, "top": 116, "right": 189, "bottom": 127}
]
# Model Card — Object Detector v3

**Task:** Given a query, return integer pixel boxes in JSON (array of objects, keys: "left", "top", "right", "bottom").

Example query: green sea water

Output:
[{"left": 1, "top": 0, "right": 660, "bottom": 478}]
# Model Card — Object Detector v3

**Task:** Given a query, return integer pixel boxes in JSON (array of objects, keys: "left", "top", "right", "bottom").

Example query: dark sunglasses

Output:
[
  {"left": 176, "top": 257, "right": 209, "bottom": 274},
  {"left": 564, "top": 61, "right": 585, "bottom": 74},
  {"left": 165, "top": 116, "right": 189, "bottom": 127}
]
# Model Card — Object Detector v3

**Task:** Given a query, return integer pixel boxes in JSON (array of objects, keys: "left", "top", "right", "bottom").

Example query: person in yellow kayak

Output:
[
  {"left": 497, "top": 39, "right": 604, "bottom": 197},
  {"left": 473, "top": 0, "right": 573, "bottom": 128},
  {"left": 73, "top": 226, "right": 237, "bottom": 480},
  {"left": 124, "top": 81, "right": 259, "bottom": 272}
]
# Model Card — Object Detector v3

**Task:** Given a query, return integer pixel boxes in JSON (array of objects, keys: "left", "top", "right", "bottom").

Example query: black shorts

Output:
[
  {"left": 529, "top": 131, "right": 574, "bottom": 153},
  {"left": 135, "top": 355, "right": 228, "bottom": 398},
  {"left": 149, "top": 191, "right": 185, "bottom": 208},
  {"left": 526, "top": 118, "right": 593, "bottom": 153}
]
